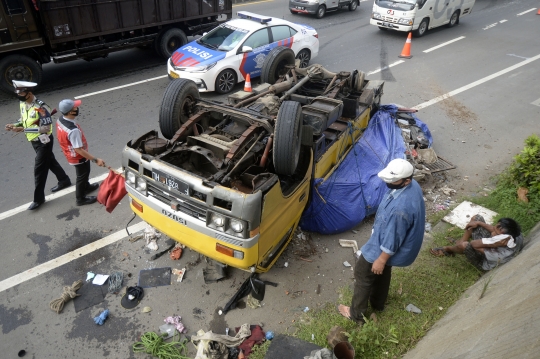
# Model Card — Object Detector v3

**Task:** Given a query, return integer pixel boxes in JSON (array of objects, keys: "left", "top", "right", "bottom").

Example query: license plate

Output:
[
  {"left": 296, "top": 6, "right": 305, "bottom": 9},
  {"left": 169, "top": 71, "right": 180, "bottom": 79},
  {"left": 152, "top": 170, "right": 190, "bottom": 195},
  {"left": 382, "top": 22, "right": 390, "bottom": 27}
]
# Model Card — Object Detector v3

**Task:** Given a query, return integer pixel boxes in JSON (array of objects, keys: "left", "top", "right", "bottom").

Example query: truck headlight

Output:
[
  {"left": 126, "top": 171, "right": 136, "bottom": 186},
  {"left": 398, "top": 18, "right": 413, "bottom": 25},
  {"left": 372, "top": 12, "right": 382, "bottom": 19},
  {"left": 135, "top": 178, "right": 147, "bottom": 195},
  {"left": 230, "top": 220, "right": 244, "bottom": 233},
  {"left": 211, "top": 213, "right": 225, "bottom": 227}
]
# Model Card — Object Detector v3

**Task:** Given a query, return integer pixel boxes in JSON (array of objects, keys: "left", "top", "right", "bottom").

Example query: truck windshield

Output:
[
  {"left": 375, "top": 0, "right": 416, "bottom": 10},
  {"left": 197, "top": 24, "right": 250, "bottom": 51}
]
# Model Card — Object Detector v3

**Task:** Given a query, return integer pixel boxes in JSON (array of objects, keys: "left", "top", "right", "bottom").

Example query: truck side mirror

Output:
[{"left": 242, "top": 46, "right": 253, "bottom": 53}]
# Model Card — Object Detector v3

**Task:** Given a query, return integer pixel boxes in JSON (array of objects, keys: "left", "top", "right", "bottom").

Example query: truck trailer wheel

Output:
[
  {"left": 260, "top": 47, "right": 296, "bottom": 85},
  {"left": 273, "top": 101, "right": 303, "bottom": 176},
  {"left": 156, "top": 28, "right": 188, "bottom": 59},
  {"left": 0, "top": 55, "right": 42, "bottom": 95},
  {"left": 159, "top": 79, "right": 200, "bottom": 139}
]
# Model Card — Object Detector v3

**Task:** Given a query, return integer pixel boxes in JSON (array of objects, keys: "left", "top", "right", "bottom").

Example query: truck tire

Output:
[
  {"left": 447, "top": 10, "right": 460, "bottom": 28},
  {"left": 156, "top": 28, "right": 188, "bottom": 59},
  {"left": 260, "top": 47, "right": 295, "bottom": 85},
  {"left": 159, "top": 79, "right": 200, "bottom": 139},
  {"left": 348, "top": 0, "right": 358, "bottom": 11},
  {"left": 414, "top": 18, "right": 429, "bottom": 37},
  {"left": 315, "top": 5, "right": 326, "bottom": 19},
  {"left": 273, "top": 101, "right": 303, "bottom": 176},
  {"left": 0, "top": 55, "right": 42, "bottom": 95}
]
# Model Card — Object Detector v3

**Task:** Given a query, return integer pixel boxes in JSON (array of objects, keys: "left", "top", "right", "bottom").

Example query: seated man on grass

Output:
[{"left": 430, "top": 215, "right": 523, "bottom": 271}]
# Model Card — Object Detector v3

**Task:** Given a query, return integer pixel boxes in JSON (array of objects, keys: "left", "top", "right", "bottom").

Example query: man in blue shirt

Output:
[{"left": 338, "top": 158, "right": 425, "bottom": 324}]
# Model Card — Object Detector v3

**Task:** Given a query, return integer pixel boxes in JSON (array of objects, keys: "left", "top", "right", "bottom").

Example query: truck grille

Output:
[
  {"left": 382, "top": 16, "right": 398, "bottom": 23},
  {"left": 147, "top": 182, "right": 207, "bottom": 221}
]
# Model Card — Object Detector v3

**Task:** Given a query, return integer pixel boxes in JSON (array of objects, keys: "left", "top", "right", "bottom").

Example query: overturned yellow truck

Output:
[{"left": 122, "top": 47, "right": 383, "bottom": 272}]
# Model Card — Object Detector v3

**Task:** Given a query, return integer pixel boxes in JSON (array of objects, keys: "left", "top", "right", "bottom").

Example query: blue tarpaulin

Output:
[{"left": 299, "top": 105, "right": 432, "bottom": 234}]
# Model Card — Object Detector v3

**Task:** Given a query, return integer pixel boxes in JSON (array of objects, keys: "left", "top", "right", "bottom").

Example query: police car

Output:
[{"left": 167, "top": 11, "right": 319, "bottom": 94}]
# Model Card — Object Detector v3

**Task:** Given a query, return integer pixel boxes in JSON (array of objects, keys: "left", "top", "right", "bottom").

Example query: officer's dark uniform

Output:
[{"left": 8, "top": 81, "right": 71, "bottom": 210}]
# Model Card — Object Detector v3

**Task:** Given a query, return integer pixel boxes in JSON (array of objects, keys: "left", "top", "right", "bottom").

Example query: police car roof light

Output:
[{"left": 237, "top": 11, "right": 272, "bottom": 24}]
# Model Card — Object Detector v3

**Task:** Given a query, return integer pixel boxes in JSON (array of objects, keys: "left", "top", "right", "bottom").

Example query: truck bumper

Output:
[
  {"left": 370, "top": 18, "right": 413, "bottom": 32},
  {"left": 128, "top": 191, "right": 260, "bottom": 271},
  {"left": 289, "top": 1, "right": 320, "bottom": 15}
]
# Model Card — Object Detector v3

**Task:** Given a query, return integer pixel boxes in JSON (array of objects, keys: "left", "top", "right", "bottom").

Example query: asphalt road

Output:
[{"left": 0, "top": 0, "right": 539, "bottom": 358}]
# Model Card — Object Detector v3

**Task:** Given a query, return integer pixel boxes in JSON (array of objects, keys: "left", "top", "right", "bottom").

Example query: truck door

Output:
[
  {"left": 432, "top": 0, "right": 450, "bottom": 27},
  {"left": 0, "top": 0, "right": 40, "bottom": 44},
  {"left": 415, "top": 0, "right": 433, "bottom": 27}
]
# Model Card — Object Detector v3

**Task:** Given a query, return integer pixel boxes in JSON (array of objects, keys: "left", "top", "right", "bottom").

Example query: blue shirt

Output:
[{"left": 361, "top": 180, "right": 425, "bottom": 267}]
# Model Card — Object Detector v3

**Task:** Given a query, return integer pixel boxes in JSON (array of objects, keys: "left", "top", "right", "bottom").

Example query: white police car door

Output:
[{"left": 236, "top": 28, "right": 272, "bottom": 81}]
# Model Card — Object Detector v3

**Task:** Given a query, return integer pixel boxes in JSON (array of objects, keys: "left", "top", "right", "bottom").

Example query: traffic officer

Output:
[
  {"left": 4, "top": 81, "right": 72, "bottom": 210},
  {"left": 56, "top": 98, "right": 106, "bottom": 206}
]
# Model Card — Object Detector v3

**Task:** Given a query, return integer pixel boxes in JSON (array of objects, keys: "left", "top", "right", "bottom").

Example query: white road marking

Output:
[
  {"left": 517, "top": 8, "right": 536, "bottom": 16},
  {"left": 367, "top": 60, "right": 405, "bottom": 75},
  {"left": 0, "top": 167, "right": 122, "bottom": 222},
  {"left": 75, "top": 75, "right": 168, "bottom": 99},
  {"left": 499, "top": 19, "right": 508, "bottom": 23},
  {"left": 483, "top": 23, "right": 497, "bottom": 30},
  {"left": 531, "top": 98, "right": 540, "bottom": 107},
  {"left": 413, "top": 53, "right": 540, "bottom": 110},
  {"left": 0, "top": 221, "right": 146, "bottom": 293},
  {"left": 423, "top": 36, "right": 465, "bottom": 53},
  {"left": 508, "top": 53, "right": 529, "bottom": 60}
]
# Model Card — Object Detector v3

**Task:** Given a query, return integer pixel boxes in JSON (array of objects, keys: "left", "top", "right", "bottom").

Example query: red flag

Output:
[{"left": 97, "top": 170, "right": 127, "bottom": 213}]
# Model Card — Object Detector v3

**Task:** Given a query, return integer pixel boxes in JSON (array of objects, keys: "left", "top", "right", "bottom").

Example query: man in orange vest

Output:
[{"left": 56, "top": 99, "right": 107, "bottom": 206}]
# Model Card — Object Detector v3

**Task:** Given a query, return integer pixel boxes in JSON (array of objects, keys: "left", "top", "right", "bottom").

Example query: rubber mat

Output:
[
  {"left": 138, "top": 267, "right": 171, "bottom": 288},
  {"left": 264, "top": 334, "right": 322, "bottom": 359},
  {"left": 73, "top": 282, "right": 107, "bottom": 312}
]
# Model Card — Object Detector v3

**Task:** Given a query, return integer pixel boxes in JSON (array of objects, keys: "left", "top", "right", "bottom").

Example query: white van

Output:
[{"left": 370, "top": 0, "right": 476, "bottom": 37}]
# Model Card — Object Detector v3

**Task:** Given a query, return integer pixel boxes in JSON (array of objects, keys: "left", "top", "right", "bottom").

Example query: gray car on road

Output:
[{"left": 289, "top": 0, "right": 359, "bottom": 19}]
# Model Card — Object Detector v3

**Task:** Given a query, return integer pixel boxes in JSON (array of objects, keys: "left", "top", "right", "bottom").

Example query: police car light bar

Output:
[{"left": 237, "top": 11, "right": 272, "bottom": 24}]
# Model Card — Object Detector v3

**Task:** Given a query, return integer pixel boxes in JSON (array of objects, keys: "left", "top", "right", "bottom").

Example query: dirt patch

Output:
[
  {"left": 0, "top": 304, "right": 33, "bottom": 334},
  {"left": 56, "top": 208, "right": 80, "bottom": 221},
  {"left": 28, "top": 233, "right": 53, "bottom": 264},
  {"left": 208, "top": 307, "right": 229, "bottom": 334}
]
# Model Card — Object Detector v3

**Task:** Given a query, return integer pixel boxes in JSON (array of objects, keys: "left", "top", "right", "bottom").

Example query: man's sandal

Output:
[{"left": 430, "top": 247, "right": 454, "bottom": 257}]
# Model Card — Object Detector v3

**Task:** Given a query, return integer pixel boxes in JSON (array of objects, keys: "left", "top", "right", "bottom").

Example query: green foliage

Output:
[
  {"left": 249, "top": 339, "right": 271, "bottom": 359},
  {"left": 505, "top": 134, "right": 540, "bottom": 191}
]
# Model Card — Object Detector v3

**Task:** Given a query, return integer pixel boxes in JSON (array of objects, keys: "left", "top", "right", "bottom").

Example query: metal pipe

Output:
[
  {"left": 259, "top": 135, "right": 273, "bottom": 168},
  {"left": 279, "top": 75, "right": 311, "bottom": 102}
]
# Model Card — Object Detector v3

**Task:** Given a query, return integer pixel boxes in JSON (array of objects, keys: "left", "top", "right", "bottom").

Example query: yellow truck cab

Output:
[{"left": 122, "top": 47, "right": 383, "bottom": 272}]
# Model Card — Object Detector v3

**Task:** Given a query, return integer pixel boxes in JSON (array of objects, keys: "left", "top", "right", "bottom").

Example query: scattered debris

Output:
[
  {"left": 129, "top": 233, "right": 144, "bottom": 243},
  {"left": 93, "top": 309, "right": 109, "bottom": 325},
  {"left": 144, "top": 224, "right": 161, "bottom": 251},
  {"left": 266, "top": 331, "right": 274, "bottom": 340},
  {"left": 405, "top": 304, "right": 422, "bottom": 314},
  {"left": 92, "top": 274, "right": 109, "bottom": 285},
  {"left": 351, "top": 230, "right": 358, "bottom": 234},
  {"left": 343, "top": 261, "right": 351, "bottom": 267},
  {"left": 284, "top": 262, "right": 289, "bottom": 268},
  {"left": 397, "top": 283, "right": 403, "bottom": 295},
  {"left": 172, "top": 268, "right": 186, "bottom": 282},
  {"left": 169, "top": 244, "right": 183, "bottom": 260},
  {"left": 517, "top": 187, "right": 529, "bottom": 203},
  {"left": 246, "top": 294, "right": 261, "bottom": 309},
  {"left": 49, "top": 280, "right": 83, "bottom": 314},
  {"left": 425, "top": 223, "right": 432, "bottom": 232},
  {"left": 303, "top": 307, "right": 310, "bottom": 312},
  {"left": 316, "top": 284, "right": 321, "bottom": 294},
  {"left": 439, "top": 186, "right": 456, "bottom": 196},
  {"left": 159, "top": 323, "right": 177, "bottom": 339},
  {"left": 108, "top": 271, "right": 123, "bottom": 293},
  {"left": 370, "top": 313, "right": 378, "bottom": 323},
  {"left": 339, "top": 239, "right": 358, "bottom": 254},
  {"left": 86, "top": 272, "right": 95, "bottom": 282},
  {"left": 141, "top": 306, "right": 152, "bottom": 313},
  {"left": 164, "top": 315, "right": 187, "bottom": 333}
]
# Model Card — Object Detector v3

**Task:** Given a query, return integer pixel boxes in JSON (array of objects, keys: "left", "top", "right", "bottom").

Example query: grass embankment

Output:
[{"left": 251, "top": 135, "right": 540, "bottom": 359}]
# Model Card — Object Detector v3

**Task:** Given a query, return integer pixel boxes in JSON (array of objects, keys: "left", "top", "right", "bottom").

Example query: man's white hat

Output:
[
  {"left": 12, "top": 80, "right": 37, "bottom": 93},
  {"left": 377, "top": 158, "right": 414, "bottom": 183}
]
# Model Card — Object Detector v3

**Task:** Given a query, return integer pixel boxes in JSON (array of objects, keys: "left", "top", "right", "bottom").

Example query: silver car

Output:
[{"left": 289, "top": 0, "right": 359, "bottom": 19}]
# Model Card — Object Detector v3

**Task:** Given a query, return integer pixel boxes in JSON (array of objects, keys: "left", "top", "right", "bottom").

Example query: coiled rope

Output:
[
  {"left": 133, "top": 331, "right": 189, "bottom": 359},
  {"left": 49, "top": 280, "right": 83, "bottom": 314}
]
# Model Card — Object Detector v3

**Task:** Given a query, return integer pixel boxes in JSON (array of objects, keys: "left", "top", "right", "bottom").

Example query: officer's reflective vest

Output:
[{"left": 19, "top": 99, "right": 53, "bottom": 142}]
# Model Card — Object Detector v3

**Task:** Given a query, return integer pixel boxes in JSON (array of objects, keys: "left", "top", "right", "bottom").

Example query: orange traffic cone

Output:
[
  {"left": 244, "top": 73, "right": 252, "bottom": 92},
  {"left": 399, "top": 32, "right": 413, "bottom": 59},
  {"left": 537, "top": 8, "right": 540, "bottom": 15}
]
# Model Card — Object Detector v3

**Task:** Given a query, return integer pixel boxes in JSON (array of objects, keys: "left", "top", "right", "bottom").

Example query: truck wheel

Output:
[
  {"left": 157, "top": 28, "right": 188, "bottom": 59},
  {"left": 447, "top": 10, "right": 460, "bottom": 28},
  {"left": 0, "top": 55, "right": 42, "bottom": 95},
  {"left": 315, "top": 5, "right": 326, "bottom": 19},
  {"left": 273, "top": 101, "right": 303, "bottom": 176},
  {"left": 414, "top": 18, "right": 429, "bottom": 37},
  {"left": 348, "top": 0, "right": 358, "bottom": 11},
  {"left": 296, "top": 49, "right": 311, "bottom": 68},
  {"left": 215, "top": 69, "right": 237, "bottom": 94},
  {"left": 159, "top": 79, "right": 200, "bottom": 139},
  {"left": 261, "top": 47, "right": 295, "bottom": 85}
]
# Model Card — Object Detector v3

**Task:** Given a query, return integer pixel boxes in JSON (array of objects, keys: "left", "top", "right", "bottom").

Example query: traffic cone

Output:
[
  {"left": 244, "top": 73, "right": 252, "bottom": 92},
  {"left": 399, "top": 32, "right": 413, "bottom": 59},
  {"left": 537, "top": 8, "right": 540, "bottom": 15}
]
